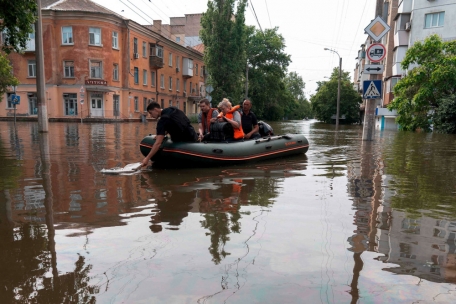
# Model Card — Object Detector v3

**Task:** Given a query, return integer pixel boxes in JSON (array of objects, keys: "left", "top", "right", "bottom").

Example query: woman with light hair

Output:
[{"left": 217, "top": 98, "right": 244, "bottom": 140}]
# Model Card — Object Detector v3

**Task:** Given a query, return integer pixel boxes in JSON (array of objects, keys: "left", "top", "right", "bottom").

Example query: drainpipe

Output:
[{"left": 124, "top": 20, "right": 130, "bottom": 117}]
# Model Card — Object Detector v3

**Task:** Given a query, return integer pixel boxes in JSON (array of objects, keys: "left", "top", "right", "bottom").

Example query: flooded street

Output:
[{"left": 1, "top": 120, "right": 456, "bottom": 303}]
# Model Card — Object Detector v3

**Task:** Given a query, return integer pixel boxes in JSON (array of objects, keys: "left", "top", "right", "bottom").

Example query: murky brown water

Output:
[{"left": 1, "top": 120, "right": 456, "bottom": 303}]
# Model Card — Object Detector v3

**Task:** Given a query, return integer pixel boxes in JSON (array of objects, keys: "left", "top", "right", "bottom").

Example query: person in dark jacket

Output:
[
  {"left": 240, "top": 99, "right": 261, "bottom": 140},
  {"left": 141, "top": 102, "right": 197, "bottom": 167}
]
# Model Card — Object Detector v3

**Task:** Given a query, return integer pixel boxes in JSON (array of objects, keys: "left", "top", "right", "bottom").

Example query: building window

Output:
[
  {"left": 90, "top": 60, "right": 102, "bottom": 78},
  {"left": 190, "top": 82, "right": 192, "bottom": 94},
  {"left": 176, "top": 101, "right": 180, "bottom": 109},
  {"left": 168, "top": 53, "right": 173, "bottom": 66},
  {"left": 169, "top": 76, "right": 172, "bottom": 90},
  {"left": 134, "top": 67, "right": 139, "bottom": 84},
  {"left": 195, "top": 64, "right": 198, "bottom": 76},
  {"left": 62, "top": 26, "right": 73, "bottom": 44},
  {"left": 24, "top": 24, "right": 35, "bottom": 51},
  {"left": 160, "top": 99, "right": 164, "bottom": 108},
  {"left": 89, "top": 27, "right": 101, "bottom": 45},
  {"left": 156, "top": 46, "right": 163, "bottom": 58},
  {"left": 113, "top": 64, "right": 119, "bottom": 81},
  {"left": 64, "top": 93, "right": 78, "bottom": 116},
  {"left": 176, "top": 37, "right": 180, "bottom": 43},
  {"left": 151, "top": 71, "right": 156, "bottom": 87},
  {"left": 160, "top": 74, "right": 164, "bottom": 88},
  {"left": 63, "top": 61, "right": 74, "bottom": 78},
  {"left": 425, "top": 12, "right": 444, "bottom": 28},
  {"left": 183, "top": 101, "right": 186, "bottom": 113},
  {"left": 134, "top": 96, "right": 139, "bottom": 112},
  {"left": 176, "top": 56, "right": 180, "bottom": 69},
  {"left": 133, "top": 38, "right": 138, "bottom": 54},
  {"left": 143, "top": 69, "right": 147, "bottom": 85},
  {"left": 183, "top": 79, "right": 187, "bottom": 93},
  {"left": 143, "top": 97, "right": 148, "bottom": 112},
  {"left": 176, "top": 78, "right": 180, "bottom": 92},
  {"left": 169, "top": 100, "right": 172, "bottom": 107},
  {"left": 112, "top": 31, "right": 118, "bottom": 48},
  {"left": 142, "top": 42, "right": 147, "bottom": 57},
  {"left": 28, "top": 60, "right": 36, "bottom": 77}
]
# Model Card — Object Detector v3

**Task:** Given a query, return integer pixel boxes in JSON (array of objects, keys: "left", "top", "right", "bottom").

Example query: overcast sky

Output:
[{"left": 92, "top": 0, "right": 376, "bottom": 98}]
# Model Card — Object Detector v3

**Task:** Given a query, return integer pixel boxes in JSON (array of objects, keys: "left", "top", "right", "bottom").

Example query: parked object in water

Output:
[
  {"left": 258, "top": 121, "right": 274, "bottom": 136},
  {"left": 139, "top": 133, "right": 309, "bottom": 168}
]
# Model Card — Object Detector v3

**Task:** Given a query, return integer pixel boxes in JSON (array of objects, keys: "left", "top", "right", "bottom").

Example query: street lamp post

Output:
[{"left": 324, "top": 48, "right": 342, "bottom": 130}]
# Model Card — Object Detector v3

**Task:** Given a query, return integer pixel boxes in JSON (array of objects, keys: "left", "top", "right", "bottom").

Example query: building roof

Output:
[
  {"left": 192, "top": 43, "right": 205, "bottom": 54},
  {"left": 42, "top": 0, "right": 125, "bottom": 19}
]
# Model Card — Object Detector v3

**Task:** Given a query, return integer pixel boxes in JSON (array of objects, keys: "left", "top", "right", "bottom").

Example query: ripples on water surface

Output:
[{"left": 1, "top": 120, "right": 456, "bottom": 303}]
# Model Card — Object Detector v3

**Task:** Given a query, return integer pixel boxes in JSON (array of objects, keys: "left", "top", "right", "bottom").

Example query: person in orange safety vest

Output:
[{"left": 216, "top": 98, "right": 244, "bottom": 140}]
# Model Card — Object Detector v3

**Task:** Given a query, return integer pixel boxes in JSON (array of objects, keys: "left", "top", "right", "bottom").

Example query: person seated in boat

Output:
[
  {"left": 240, "top": 98, "right": 261, "bottom": 140},
  {"left": 141, "top": 102, "right": 198, "bottom": 167},
  {"left": 216, "top": 98, "right": 244, "bottom": 141},
  {"left": 197, "top": 98, "right": 219, "bottom": 141}
]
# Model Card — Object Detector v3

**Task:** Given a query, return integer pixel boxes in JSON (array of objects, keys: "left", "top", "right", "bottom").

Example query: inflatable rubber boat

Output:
[{"left": 139, "top": 134, "right": 309, "bottom": 167}]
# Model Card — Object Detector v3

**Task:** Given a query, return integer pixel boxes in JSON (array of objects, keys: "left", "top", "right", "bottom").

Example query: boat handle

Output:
[
  {"left": 212, "top": 149, "right": 223, "bottom": 154},
  {"left": 265, "top": 146, "right": 272, "bottom": 150},
  {"left": 297, "top": 140, "right": 302, "bottom": 143}
]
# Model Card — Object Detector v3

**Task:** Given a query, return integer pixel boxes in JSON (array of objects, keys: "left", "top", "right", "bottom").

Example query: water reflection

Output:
[
  {"left": 140, "top": 160, "right": 307, "bottom": 264},
  {"left": 1, "top": 121, "right": 456, "bottom": 302}
]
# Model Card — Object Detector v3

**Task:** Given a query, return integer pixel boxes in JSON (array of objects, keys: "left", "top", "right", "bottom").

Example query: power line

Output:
[
  {"left": 349, "top": 0, "right": 369, "bottom": 58},
  {"left": 249, "top": 0, "right": 263, "bottom": 33},
  {"left": 264, "top": 0, "right": 272, "bottom": 28}
]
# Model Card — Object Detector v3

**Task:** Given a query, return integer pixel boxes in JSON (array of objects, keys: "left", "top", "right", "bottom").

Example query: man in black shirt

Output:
[
  {"left": 141, "top": 102, "right": 197, "bottom": 167},
  {"left": 240, "top": 99, "right": 261, "bottom": 140}
]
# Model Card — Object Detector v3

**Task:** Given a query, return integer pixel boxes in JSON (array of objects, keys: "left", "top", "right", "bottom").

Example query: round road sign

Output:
[{"left": 366, "top": 43, "right": 386, "bottom": 62}]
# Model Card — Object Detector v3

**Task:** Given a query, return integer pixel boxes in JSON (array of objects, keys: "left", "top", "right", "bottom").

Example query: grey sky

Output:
[{"left": 92, "top": 0, "right": 376, "bottom": 97}]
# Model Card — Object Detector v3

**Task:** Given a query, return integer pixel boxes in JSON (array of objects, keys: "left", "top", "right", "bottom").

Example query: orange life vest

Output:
[{"left": 222, "top": 106, "right": 244, "bottom": 139}]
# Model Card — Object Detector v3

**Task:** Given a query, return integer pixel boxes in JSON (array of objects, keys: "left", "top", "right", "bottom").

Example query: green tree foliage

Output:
[
  {"left": 200, "top": 0, "right": 248, "bottom": 103},
  {"left": 0, "top": 53, "right": 19, "bottom": 103},
  {"left": 388, "top": 35, "right": 456, "bottom": 132},
  {"left": 245, "top": 26, "right": 291, "bottom": 120},
  {"left": 283, "top": 71, "right": 312, "bottom": 119},
  {"left": 0, "top": 0, "right": 37, "bottom": 54},
  {"left": 433, "top": 94, "right": 456, "bottom": 134},
  {"left": 311, "top": 68, "right": 362, "bottom": 124}
]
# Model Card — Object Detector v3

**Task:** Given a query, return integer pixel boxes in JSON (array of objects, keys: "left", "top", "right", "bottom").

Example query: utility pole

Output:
[
  {"left": 245, "top": 61, "right": 249, "bottom": 99},
  {"left": 324, "top": 48, "right": 342, "bottom": 130},
  {"left": 35, "top": 0, "right": 48, "bottom": 132}
]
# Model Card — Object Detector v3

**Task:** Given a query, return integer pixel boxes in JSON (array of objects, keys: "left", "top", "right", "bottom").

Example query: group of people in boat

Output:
[{"left": 141, "top": 97, "right": 264, "bottom": 167}]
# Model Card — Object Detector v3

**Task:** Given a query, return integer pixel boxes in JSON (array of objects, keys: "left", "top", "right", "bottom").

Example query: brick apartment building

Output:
[{"left": 1, "top": 0, "right": 206, "bottom": 121}]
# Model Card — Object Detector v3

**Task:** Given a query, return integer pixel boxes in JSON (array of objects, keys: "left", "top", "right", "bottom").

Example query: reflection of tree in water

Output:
[
  {"left": 0, "top": 223, "right": 97, "bottom": 303},
  {"left": 200, "top": 178, "right": 279, "bottom": 264},
  {"left": 384, "top": 132, "right": 456, "bottom": 216}
]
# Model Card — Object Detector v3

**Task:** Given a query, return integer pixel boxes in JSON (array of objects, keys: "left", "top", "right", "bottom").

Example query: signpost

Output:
[
  {"left": 363, "top": 64, "right": 384, "bottom": 74},
  {"left": 366, "top": 44, "right": 386, "bottom": 62},
  {"left": 11, "top": 94, "right": 20, "bottom": 124},
  {"left": 362, "top": 16, "right": 390, "bottom": 141}
]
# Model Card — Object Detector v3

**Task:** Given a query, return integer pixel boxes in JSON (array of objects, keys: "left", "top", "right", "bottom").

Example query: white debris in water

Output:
[{"left": 101, "top": 162, "right": 143, "bottom": 174}]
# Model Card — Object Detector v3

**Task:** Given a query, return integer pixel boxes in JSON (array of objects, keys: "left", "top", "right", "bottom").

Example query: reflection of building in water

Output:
[
  {"left": 346, "top": 141, "right": 456, "bottom": 283},
  {"left": 376, "top": 210, "right": 456, "bottom": 283}
]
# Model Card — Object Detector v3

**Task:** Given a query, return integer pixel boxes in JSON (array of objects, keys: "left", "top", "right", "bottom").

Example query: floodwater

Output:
[{"left": 1, "top": 120, "right": 456, "bottom": 304}]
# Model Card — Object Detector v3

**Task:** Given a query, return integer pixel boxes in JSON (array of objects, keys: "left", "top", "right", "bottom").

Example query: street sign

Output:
[
  {"left": 366, "top": 44, "right": 386, "bottom": 62},
  {"left": 364, "top": 16, "right": 390, "bottom": 42},
  {"left": 206, "top": 95, "right": 212, "bottom": 102},
  {"left": 11, "top": 94, "right": 20, "bottom": 105},
  {"left": 363, "top": 64, "right": 384, "bottom": 74},
  {"left": 205, "top": 85, "right": 213, "bottom": 94},
  {"left": 363, "top": 80, "right": 382, "bottom": 99},
  {"left": 80, "top": 99, "right": 84, "bottom": 104},
  {"left": 80, "top": 86, "right": 85, "bottom": 93}
]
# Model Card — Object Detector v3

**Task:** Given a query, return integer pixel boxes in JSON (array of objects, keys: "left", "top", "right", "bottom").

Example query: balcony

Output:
[
  {"left": 182, "top": 58, "right": 193, "bottom": 79},
  {"left": 394, "top": 30, "right": 409, "bottom": 48},
  {"left": 149, "top": 55, "right": 164, "bottom": 69}
]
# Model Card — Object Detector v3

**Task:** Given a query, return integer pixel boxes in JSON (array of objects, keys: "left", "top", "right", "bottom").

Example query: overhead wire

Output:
[
  {"left": 264, "top": 0, "right": 272, "bottom": 28},
  {"left": 249, "top": 0, "right": 263, "bottom": 33},
  {"left": 349, "top": 0, "right": 369, "bottom": 58}
]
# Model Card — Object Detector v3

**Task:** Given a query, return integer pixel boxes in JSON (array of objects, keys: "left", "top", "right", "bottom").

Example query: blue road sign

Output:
[
  {"left": 11, "top": 94, "right": 21, "bottom": 105},
  {"left": 363, "top": 80, "right": 382, "bottom": 99}
]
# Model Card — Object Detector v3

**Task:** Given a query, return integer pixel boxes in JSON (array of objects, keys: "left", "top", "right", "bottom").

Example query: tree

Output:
[
  {"left": 245, "top": 26, "right": 291, "bottom": 120},
  {"left": 283, "top": 72, "right": 312, "bottom": 119},
  {"left": 432, "top": 94, "right": 456, "bottom": 134},
  {"left": 200, "top": 0, "right": 248, "bottom": 104},
  {"left": 0, "top": 0, "right": 37, "bottom": 54},
  {"left": 311, "top": 68, "right": 362, "bottom": 124},
  {"left": 388, "top": 35, "right": 456, "bottom": 132},
  {"left": 0, "top": 53, "right": 19, "bottom": 102}
]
